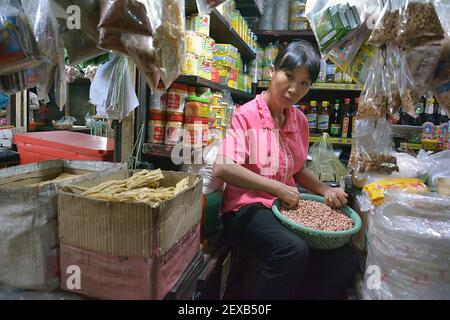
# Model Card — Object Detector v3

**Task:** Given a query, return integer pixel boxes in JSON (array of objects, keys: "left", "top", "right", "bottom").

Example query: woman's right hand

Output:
[{"left": 275, "top": 182, "right": 299, "bottom": 209}]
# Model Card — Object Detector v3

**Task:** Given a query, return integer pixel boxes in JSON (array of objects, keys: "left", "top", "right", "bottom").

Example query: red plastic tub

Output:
[{"left": 14, "top": 131, "right": 114, "bottom": 164}]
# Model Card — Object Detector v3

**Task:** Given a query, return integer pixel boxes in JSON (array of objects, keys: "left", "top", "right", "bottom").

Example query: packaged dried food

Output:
[
  {"left": 0, "top": 0, "right": 42, "bottom": 76},
  {"left": 98, "top": 28, "right": 127, "bottom": 54},
  {"left": 356, "top": 49, "right": 388, "bottom": 120},
  {"left": 397, "top": 0, "right": 445, "bottom": 48},
  {"left": 368, "top": 0, "right": 401, "bottom": 46},
  {"left": 98, "top": 0, "right": 152, "bottom": 36},
  {"left": 53, "top": 0, "right": 104, "bottom": 65}
]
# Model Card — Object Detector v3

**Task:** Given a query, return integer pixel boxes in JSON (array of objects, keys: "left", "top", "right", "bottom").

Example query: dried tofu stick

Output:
[{"left": 82, "top": 180, "right": 126, "bottom": 195}]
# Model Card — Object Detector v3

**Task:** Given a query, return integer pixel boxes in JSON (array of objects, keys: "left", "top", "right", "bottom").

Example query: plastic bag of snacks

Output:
[
  {"left": 431, "top": 39, "right": 450, "bottom": 116},
  {"left": 151, "top": 0, "right": 185, "bottom": 88},
  {"left": 349, "top": 119, "right": 399, "bottom": 187},
  {"left": 306, "top": 0, "right": 367, "bottom": 57},
  {"left": 22, "top": 0, "right": 65, "bottom": 105},
  {"left": 397, "top": 50, "right": 423, "bottom": 118},
  {"left": 121, "top": 34, "right": 160, "bottom": 89},
  {"left": 397, "top": 0, "right": 445, "bottom": 48},
  {"left": 52, "top": 0, "right": 105, "bottom": 65},
  {"left": 384, "top": 45, "right": 402, "bottom": 116},
  {"left": 356, "top": 48, "right": 389, "bottom": 120},
  {"left": 98, "top": 0, "right": 153, "bottom": 36},
  {"left": 368, "top": 0, "right": 402, "bottom": 46},
  {"left": 0, "top": 0, "right": 42, "bottom": 76},
  {"left": 98, "top": 28, "right": 128, "bottom": 54}
]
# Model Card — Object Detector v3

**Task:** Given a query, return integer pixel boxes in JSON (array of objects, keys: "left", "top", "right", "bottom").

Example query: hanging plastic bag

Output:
[
  {"left": 397, "top": 51, "right": 423, "bottom": 118},
  {"left": 368, "top": 0, "right": 403, "bottom": 46},
  {"left": 306, "top": 0, "right": 367, "bottom": 57},
  {"left": 195, "top": 0, "right": 228, "bottom": 16},
  {"left": 349, "top": 119, "right": 399, "bottom": 188},
  {"left": 52, "top": 0, "right": 105, "bottom": 65},
  {"left": 0, "top": 67, "right": 40, "bottom": 94},
  {"left": 384, "top": 44, "right": 402, "bottom": 116},
  {"left": 309, "top": 133, "right": 348, "bottom": 182},
  {"left": 431, "top": 39, "right": 450, "bottom": 116},
  {"left": 417, "top": 149, "right": 450, "bottom": 188},
  {"left": 98, "top": 0, "right": 153, "bottom": 36},
  {"left": 151, "top": 0, "right": 185, "bottom": 88},
  {"left": 397, "top": 0, "right": 445, "bottom": 48},
  {"left": 121, "top": 34, "right": 160, "bottom": 89},
  {"left": 98, "top": 28, "right": 128, "bottom": 54},
  {"left": 0, "top": 0, "right": 42, "bottom": 76},
  {"left": 356, "top": 48, "right": 388, "bottom": 119},
  {"left": 21, "top": 0, "right": 64, "bottom": 105}
]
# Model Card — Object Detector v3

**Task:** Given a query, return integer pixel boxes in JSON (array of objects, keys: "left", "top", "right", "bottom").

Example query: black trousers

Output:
[{"left": 222, "top": 203, "right": 358, "bottom": 300}]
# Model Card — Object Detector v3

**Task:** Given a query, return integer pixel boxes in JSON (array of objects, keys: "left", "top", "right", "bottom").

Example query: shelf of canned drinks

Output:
[{"left": 257, "top": 81, "right": 361, "bottom": 91}]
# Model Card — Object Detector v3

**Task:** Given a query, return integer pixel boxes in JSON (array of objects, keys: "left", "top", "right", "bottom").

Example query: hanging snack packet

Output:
[
  {"left": 98, "top": 0, "right": 153, "bottom": 36},
  {"left": 0, "top": 0, "right": 42, "bottom": 75},
  {"left": 397, "top": 0, "right": 445, "bottom": 48}
]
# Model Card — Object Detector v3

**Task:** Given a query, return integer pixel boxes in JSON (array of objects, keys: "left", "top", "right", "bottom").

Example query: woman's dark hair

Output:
[{"left": 273, "top": 40, "right": 321, "bottom": 83}]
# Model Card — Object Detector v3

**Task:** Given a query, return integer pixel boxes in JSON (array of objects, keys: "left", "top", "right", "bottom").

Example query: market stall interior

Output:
[{"left": 0, "top": 0, "right": 449, "bottom": 300}]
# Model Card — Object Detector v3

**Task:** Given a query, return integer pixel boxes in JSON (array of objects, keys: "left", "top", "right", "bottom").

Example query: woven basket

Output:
[{"left": 272, "top": 194, "right": 362, "bottom": 250}]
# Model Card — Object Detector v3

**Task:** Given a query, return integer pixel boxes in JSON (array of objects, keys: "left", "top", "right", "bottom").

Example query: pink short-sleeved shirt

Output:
[{"left": 217, "top": 92, "right": 310, "bottom": 214}]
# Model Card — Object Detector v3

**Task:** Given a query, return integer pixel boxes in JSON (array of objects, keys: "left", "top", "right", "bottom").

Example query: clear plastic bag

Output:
[
  {"left": 98, "top": 27, "right": 128, "bottom": 54},
  {"left": 397, "top": 51, "right": 423, "bottom": 118},
  {"left": 0, "top": 67, "right": 40, "bottom": 94},
  {"left": 368, "top": 0, "right": 403, "bottom": 46},
  {"left": 0, "top": 0, "right": 42, "bottom": 76},
  {"left": 52, "top": 0, "right": 105, "bottom": 65},
  {"left": 349, "top": 119, "right": 398, "bottom": 179},
  {"left": 363, "top": 191, "right": 450, "bottom": 300},
  {"left": 98, "top": 0, "right": 153, "bottom": 36},
  {"left": 309, "top": 133, "right": 349, "bottom": 182},
  {"left": 431, "top": 39, "right": 450, "bottom": 116},
  {"left": 385, "top": 45, "right": 402, "bottom": 116},
  {"left": 356, "top": 48, "right": 388, "bottom": 120},
  {"left": 397, "top": 0, "right": 445, "bottom": 48},
  {"left": 417, "top": 149, "right": 450, "bottom": 188},
  {"left": 121, "top": 34, "right": 160, "bottom": 89},
  {"left": 306, "top": 0, "right": 367, "bottom": 57}
]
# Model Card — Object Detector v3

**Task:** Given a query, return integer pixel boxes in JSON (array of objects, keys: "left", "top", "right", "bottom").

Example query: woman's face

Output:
[{"left": 268, "top": 65, "right": 312, "bottom": 109}]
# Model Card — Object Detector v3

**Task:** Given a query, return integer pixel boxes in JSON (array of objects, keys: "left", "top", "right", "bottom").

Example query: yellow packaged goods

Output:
[
  {"left": 185, "top": 31, "right": 203, "bottom": 56},
  {"left": 363, "top": 178, "right": 428, "bottom": 206},
  {"left": 182, "top": 53, "right": 199, "bottom": 76},
  {"left": 289, "top": 17, "right": 309, "bottom": 31},
  {"left": 212, "top": 105, "right": 223, "bottom": 118},
  {"left": 191, "top": 14, "right": 210, "bottom": 36},
  {"left": 214, "top": 44, "right": 239, "bottom": 60},
  {"left": 212, "top": 93, "right": 222, "bottom": 106},
  {"left": 199, "top": 58, "right": 212, "bottom": 80},
  {"left": 202, "top": 36, "right": 215, "bottom": 59},
  {"left": 213, "top": 56, "right": 237, "bottom": 69}
]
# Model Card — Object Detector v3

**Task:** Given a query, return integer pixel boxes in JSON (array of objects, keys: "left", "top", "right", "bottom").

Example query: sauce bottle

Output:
[
  {"left": 307, "top": 100, "right": 318, "bottom": 133},
  {"left": 317, "top": 101, "right": 330, "bottom": 133},
  {"left": 330, "top": 99, "right": 342, "bottom": 137},
  {"left": 341, "top": 98, "right": 352, "bottom": 138}
]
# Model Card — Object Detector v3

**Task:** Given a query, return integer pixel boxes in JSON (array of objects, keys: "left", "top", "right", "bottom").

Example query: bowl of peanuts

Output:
[{"left": 272, "top": 194, "right": 362, "bottom": 250}]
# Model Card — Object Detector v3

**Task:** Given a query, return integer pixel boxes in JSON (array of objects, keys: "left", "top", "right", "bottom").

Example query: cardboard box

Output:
[
  {"left": 60, "top": 224, "right": 201, "bottom": 300},
  {"left": 0, "top": 160, "right": 126, "bottom": 290},
  {"left": 58, "top": 170, "right": 202, "bottom": 258}
]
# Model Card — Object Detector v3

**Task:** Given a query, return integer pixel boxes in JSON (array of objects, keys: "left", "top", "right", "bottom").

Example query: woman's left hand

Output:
[{"left": 324, "top": 188, "right": 348, "bottom": 209}]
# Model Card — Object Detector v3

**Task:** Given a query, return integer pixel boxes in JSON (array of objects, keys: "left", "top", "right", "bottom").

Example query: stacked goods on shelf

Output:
[
  {"left": 317, "top": 59, "right": 354, "bottom": 84},
  {"left": 148, "top": 84, "right": 237, "bottom": 148},
  {"left": 184, "top": 14, "right": 214, "bottom": 80},
  {"left": 259, "top": 0, "right": 312, "bottom": 31},
  {"left": 0, "top": 160, "right": 125, "bottom": 291},
  {"left": 289, "top": 0, "right": 311, "bottom": 31},
  {"left": 58, "top": 169, "right": 202, "bottom": 300}
]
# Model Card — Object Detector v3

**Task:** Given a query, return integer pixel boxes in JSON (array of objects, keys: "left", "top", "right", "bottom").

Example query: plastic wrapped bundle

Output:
[
  {"left": 363, "top": 191, "right": 450, "bottom": 300},
  {"left": 258, "top": 0, "right": 275, "bottom": 30},
  {"left": 273, "top": 0, "right": 290, "bottom": 31}
]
